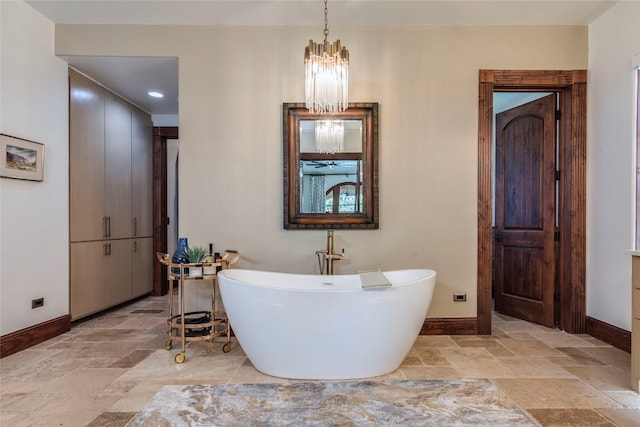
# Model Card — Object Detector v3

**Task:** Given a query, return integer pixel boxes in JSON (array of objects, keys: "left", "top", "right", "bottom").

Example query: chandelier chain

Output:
[{"left": 323, "top": 0, "right": 329, "bottom": 42}]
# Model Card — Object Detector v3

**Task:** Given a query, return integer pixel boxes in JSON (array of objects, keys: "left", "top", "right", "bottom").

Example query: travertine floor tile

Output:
[
  {"left": 400, "top": 354, "right": 424, "bottom": 367},
  {"left": 400, "top": 366, "right": 462, "bottom": 380},
  {"left": 564, "top": 366, "right": 632, "bottom": 392},
  {"left": 107, "top": 381, "right": 165, "bottom": 412},
  {"left": 15, "top": 395, "right": 121, "bottom": 427},
  {"left": 412, "top": 335, "right": 459, "bottom": 347},
  {"left": 577, "top": 346, "right": 632, "bottom": 372},
  {"left": 603, "top": 391, "right": 640, "bottom": 409},
  {"left": 556, "top": 347, "right": 608, "bottom": 366},
  {"left": 1, "top": 295, "right": 636, "bottom": 426},
  {"left": 495, "top": 356, "right": 575, "bottom": 378},
  {"left": 86, "top": 411, "right": 137, "bottom": 427},
  {"left": 118, "top": 350, "right": 244, "bottom": 381},
  {"left": 497, "top": 338, "right": 565, "bottom": 357},
  {"left": 440, "top": 347, "right": 515, "bottom": 378},
  {"left": 414, "top": 347, "right": 451, "bottom": 366},
  {"left": 597, "top": 409, "right": 640, "bottom": 427},
  {"left": 526, "top": 330, "right": 597, "bottom": 348},
  {"left": 493, "top": 378, "right": 623, "bottom": 409},
  {"left": 46, "top": 340, "right": 141, "bottom": 359},
  {"left": 453, "top": 338, "right": 516, "bottom": 356},
  {"left": 38, "top": 367, "right": 128, "bottom": 395},
  {"left": 493, "top": 320, "right": 545, "bottom": 334},
  {"left": 527, "top": 408, "right": 616, "bottom": 426}
]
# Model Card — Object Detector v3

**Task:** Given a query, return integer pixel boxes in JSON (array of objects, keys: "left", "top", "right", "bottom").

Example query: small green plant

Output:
[{"left": 182, "top": 246, "right": 208, "bottom": 264}]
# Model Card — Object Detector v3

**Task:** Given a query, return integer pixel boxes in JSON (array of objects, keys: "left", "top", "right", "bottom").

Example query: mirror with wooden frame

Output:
[{"left": 283, "top": 102, "right": 378, "bottom": 229}]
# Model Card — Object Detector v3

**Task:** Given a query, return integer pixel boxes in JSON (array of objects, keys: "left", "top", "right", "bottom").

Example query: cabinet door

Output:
[
  {"left": 69, "top": 70, "right": 106, "bottom": 242},
  {"left": 70, "top": 241, "right": 107, "bottom": 319},
  {"left": 105, "top": 96, "right": 132, "bottom": 239},
  {"left": 105, "top": 239, "right": 133, "bottom": 307},
  {"left": 132, "top": 237, "right": 154, "bottom": 297},
  {"left": 131, "top": 107, "right": 154, "bottom": 237}
]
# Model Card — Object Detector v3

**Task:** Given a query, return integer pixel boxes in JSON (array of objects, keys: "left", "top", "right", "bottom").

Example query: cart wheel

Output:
[
  {"left": 222, "top": 342, "right": 231, "bottom": 353},
  {"left": 175, "top": 352, "right": 186, "bottom": 364},
  {"left": 165, "top": 340, "right": 172, "bottom": 350}
]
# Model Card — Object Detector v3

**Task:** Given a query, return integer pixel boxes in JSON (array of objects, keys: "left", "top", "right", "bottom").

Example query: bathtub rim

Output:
[{"left": 217, "top": 268, "right": 436, "bottom": 292}]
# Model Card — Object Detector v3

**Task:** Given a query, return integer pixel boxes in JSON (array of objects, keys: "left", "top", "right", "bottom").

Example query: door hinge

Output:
[
  {"left": 554, "top": 230, "right": 560, "bottom": 241},
  {"left": 555, "top": 109, "right": 561, "bottom": 120},
  {"left": 555, "top": 170, "right": 561, "bottom": 181}
]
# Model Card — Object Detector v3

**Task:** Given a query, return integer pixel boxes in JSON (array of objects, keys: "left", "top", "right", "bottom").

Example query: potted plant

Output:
[{"left": 182, "top": 246, "right": 208, "bottom": 277}]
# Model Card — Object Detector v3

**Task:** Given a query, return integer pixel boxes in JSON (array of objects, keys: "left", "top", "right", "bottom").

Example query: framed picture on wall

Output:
[{"left": 0, "top": 134, "right": 45, "bottom": 182}]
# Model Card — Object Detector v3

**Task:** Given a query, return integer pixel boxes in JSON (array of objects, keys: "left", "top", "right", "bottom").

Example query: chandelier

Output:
[
  {"left": 315, "top": 120, "right": 344, "bottom": 154},
  {"left": 304, "top": 0, "right": 349, "bottom": 114}
]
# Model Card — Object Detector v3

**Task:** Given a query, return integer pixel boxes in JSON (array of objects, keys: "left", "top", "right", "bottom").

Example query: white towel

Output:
[{"left": 359, "top": 270, "right": 392, "bottom": 289}]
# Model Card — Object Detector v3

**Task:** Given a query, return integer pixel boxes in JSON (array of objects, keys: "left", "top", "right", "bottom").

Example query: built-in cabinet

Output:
[
  {"left": 69, "top": 68, "right": 153, "bottom": 320},
  {"left": 632, "top": 256, "right": 640, "bottom": 392}
]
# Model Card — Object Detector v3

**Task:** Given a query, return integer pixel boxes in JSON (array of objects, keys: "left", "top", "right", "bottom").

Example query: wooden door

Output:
[
  {"left": 105, "top": 95, "right": 132, "bottom": 239},
  {"left": 494, "top": 94, "right": 557, "bottom": 327},
  {"left": 69, "top": 70, "right": 106, "bottom": 242}
]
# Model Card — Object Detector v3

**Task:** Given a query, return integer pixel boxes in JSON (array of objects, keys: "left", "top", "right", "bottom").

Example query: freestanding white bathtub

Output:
[{"left": 217, "top": 268, "right": 436, "bottom": 380}]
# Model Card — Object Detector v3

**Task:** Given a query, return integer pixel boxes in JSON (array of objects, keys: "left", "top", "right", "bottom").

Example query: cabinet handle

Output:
[
  {"left": 106, "top": 216, "right": 111, "bottom": 238},
  {"left": 133, "top": 217, "right": 137, "bottom": 237},
  {"left": 133, "top": 240, "right": 138, "bottom": 252},
  {"left": 103, "top": 243, "right": 109, "bottom": 256},
  {"left": 103, "top": 216, "right": 108, "bottom": 238},
  {"left": 108, "top": 243, "right": 111, "bottom": 256}
]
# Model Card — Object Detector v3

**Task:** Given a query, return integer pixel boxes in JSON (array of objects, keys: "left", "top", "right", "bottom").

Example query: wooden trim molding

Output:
[
  {"left": 420, "top": 317, "right": 478, "bottom": 335},
  {"left": 585, "top": 316, "right": 631, "bottom": 353},
  {"left": 152, "top": 126, "right": 178, "bottom": 296},
  {"left": 477, "top": 80, "right": 494, "bottom": 335},
  {"left": 478, "top": 70, "right": 587, "bottom": 335},
  {"left": 0, "top": 315, "right": 71, "bottom": 358}
]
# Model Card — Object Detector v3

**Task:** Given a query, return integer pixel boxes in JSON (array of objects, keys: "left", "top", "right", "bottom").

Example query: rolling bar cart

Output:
[{"left": 156, "top": 250, "right": 240, "bottom": 364}]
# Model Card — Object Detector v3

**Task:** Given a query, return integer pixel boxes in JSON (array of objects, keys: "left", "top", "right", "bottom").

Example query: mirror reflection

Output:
[
  {"left": 300, "top": 120, "right": 363, "bottom": 154},
  {"left": 283, "top": 103, "right": 378, "bottom": 229},
  {"left": 300, "top": 159, "right": 363, "bottom": 214}
]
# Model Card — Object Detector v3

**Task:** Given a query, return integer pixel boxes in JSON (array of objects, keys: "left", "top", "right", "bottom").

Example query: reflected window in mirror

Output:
[
  {"left": 283, "top": 103, "right": 378, "bottom": 229},
  {"left": 326, "top": 182, "right": 361, "bottom": 213}
]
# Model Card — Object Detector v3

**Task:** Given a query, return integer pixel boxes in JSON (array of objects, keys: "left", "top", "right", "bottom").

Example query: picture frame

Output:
[{"left": 0, "top": 134, "right": 45, "bottom": 182}]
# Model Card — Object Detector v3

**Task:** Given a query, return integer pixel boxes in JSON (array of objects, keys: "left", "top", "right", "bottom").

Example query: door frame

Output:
[
  {"left": 152, "top": 126, "right": 178, "bottom": 296},
  {"left": 477, "top": 70, "right": 587, "bottom": 334}
]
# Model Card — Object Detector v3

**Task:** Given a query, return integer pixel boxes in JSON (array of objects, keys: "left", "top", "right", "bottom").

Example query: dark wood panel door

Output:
[{"left": 494, "top": 94, "right": 556, "bottom": 327}]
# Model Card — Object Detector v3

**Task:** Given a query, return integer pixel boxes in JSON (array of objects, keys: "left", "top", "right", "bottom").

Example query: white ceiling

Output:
[{"left": 26, "top": 0, "right": 617, "bottom": 116}]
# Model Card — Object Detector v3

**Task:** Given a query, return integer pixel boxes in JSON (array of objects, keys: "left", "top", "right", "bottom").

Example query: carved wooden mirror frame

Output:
[{"left": 283, "top": 102, "right": 379, "bottom": 229}]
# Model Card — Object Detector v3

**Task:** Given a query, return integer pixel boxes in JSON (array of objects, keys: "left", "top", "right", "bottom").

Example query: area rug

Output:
[{"left": 128, "top": 379, "right": 536, "bottom": 426}]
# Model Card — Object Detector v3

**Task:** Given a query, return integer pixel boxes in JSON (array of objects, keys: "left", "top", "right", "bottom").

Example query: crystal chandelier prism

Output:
[
  {"left": 304, "top": 0, "right": 349, "bottom": 114},
  {"left": 315, "top": 120, "right": 344, "bottom": 154}
]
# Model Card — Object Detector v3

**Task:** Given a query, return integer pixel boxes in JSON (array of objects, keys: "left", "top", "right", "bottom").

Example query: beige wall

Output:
[
  {"left": 56, "top": 24, "right": 587, "bottom": 318},
  {"left": 1, "top": 1, "right": 69, "bottom": 335},
  {"left": 587, "top": 0, "right": 640, "bottom": 331}
]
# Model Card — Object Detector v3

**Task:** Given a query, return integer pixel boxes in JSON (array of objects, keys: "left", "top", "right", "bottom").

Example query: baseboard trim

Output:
[
  {"left": 420, "top": 317, "right": 478, "bottom": 335},
  {"left": 0, "top": 314, "right": 71, "bottom": 358},
  {"left": 585, "top": 316, "right": 631, "bottom": 353}
]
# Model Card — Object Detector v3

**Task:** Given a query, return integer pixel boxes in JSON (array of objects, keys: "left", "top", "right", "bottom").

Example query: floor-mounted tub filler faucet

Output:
[{"left": 316, "top": 230, "right": 344, "bottom": 275}]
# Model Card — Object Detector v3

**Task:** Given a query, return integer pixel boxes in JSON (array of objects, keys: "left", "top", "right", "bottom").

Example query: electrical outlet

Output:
[
  {"left": 453, "top": 293, "right": 467, "bottom": 302},
  {"left": 31, "top": 298, "right": 44, "bottom": 309}
]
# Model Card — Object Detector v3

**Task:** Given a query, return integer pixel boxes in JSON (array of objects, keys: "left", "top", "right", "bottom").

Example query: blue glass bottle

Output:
[{"left": 171, "top": 237, "right": 189, "bottom": 275}]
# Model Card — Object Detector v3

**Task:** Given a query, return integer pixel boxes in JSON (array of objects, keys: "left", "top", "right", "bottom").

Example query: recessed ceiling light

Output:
[{"left": 148, "top": 91, "right": 164, "bottom": 98}]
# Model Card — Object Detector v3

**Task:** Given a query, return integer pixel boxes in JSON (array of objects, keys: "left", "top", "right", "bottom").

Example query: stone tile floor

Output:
[{"left": 1, "top": 294, "right": 639, "bottom": 426}]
